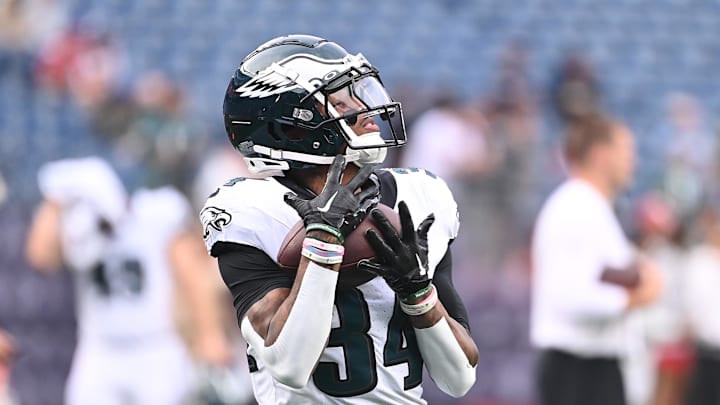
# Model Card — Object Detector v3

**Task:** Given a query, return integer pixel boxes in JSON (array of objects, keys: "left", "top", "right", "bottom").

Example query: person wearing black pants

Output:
[
  {"left": 530, "top": 116, "right": 663, "bottom": 405},
  {"left": 538, "top": 349, "right": 626, "bottom": 405},
  {"left": 686, "top": 344, "right": 720, "bottom": 405}
]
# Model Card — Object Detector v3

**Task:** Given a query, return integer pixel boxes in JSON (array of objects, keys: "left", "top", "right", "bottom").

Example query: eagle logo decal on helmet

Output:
[
  {"left": 235, "top": 54, "right": 362, "bottom": 99},
  {"left": 234, "top": 65, "right": 300, "bottom": 98}
]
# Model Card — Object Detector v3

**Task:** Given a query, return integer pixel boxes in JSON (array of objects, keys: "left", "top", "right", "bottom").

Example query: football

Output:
[{"left": 277, "top": 204, "right": 401, "bottom": 289}]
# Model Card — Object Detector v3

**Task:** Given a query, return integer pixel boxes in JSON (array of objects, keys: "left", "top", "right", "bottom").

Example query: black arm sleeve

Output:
[
  {"left": 432, "top": 247, "right": 471, "bottom": 333},
  {"left": 213, "top": 242, "right": 294, "bottom": 324}
]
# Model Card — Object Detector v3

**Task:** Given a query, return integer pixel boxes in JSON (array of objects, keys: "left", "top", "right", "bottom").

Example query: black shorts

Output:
[{"left": 537, "top": 349, "right": 626, "bottom": 405}]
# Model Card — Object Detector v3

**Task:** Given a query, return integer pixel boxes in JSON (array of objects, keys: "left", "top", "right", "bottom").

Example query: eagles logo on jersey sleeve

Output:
[
  {"left": 200, "top": 206, "right": 232, "bottom": 240},
  {"left": 199, "top": 177, "right": 300, "bottom": 259}
]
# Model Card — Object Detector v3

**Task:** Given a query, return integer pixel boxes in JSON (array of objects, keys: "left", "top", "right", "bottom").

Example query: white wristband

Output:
[
  {"left": 301, "top": 247, "right": 344, "bottom": 264},
  {"left": 400, "top": 285, "right": 438, "bottom": 316}
]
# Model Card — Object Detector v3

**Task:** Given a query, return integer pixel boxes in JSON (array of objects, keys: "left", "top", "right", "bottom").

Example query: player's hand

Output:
[
  {"left": 358, "top": 201, "right": 435, "bottom": 300},
  {"left": 284, "top": 155, "right": 379, "bottom": 241}
]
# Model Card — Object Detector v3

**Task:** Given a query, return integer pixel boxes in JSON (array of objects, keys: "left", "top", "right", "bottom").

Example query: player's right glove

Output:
[
  {"left": 284, "top": 155, "right": 379, "bottom": 242},
  {"left": 358, "top": 201, "right": 435, "bottom": 300}
]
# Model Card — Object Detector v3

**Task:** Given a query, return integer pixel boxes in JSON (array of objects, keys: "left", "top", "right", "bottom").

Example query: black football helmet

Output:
[{"left": 223, "top": 34, "right": 407, "bottom": 173}]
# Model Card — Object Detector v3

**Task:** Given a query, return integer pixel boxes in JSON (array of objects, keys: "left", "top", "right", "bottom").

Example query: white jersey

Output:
[
  {"left": 38, "top": 157, "right": 192, "bottom": 341},
  {"left": 531, "top": 178, "right": 634, "bottom": 357},
  {"left": 72, "top": 187, "right": 191, "bottom": 341},
  {"left": 201, "top": 168, "right": 459, "bottom": 405},
  {"left": 38, "top": 157, "right": 196, "bottom": 405}
]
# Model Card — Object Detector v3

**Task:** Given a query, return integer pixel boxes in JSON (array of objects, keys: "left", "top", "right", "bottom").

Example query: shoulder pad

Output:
[{"left": 200, "top": 177, "right": 299, "bottom": 258}]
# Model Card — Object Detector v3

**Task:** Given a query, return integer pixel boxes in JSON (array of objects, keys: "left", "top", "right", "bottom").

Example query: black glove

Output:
[
  {"left": 284, "top": 155, "right": 379, "bottom": 241},
  {"left": 358, "top": 201, "right": 435, "bottom": 299}
]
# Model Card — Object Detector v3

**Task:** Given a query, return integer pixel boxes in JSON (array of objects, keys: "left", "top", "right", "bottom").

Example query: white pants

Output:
[{"left": 65, "top": 334, "right": 194, "bottom": 405}]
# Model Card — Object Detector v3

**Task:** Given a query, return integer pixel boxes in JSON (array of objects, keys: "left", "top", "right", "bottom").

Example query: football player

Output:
[
  {"left": 25, "top": 157, "right": 232, "bottom": 405},
  {"left": 201, "top": 34, "right": 478, "bottom": 404}
]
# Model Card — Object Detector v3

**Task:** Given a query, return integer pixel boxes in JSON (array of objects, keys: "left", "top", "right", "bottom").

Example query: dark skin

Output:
[{"left": 244, "top": 162, "right": 478, "bottom": 367}]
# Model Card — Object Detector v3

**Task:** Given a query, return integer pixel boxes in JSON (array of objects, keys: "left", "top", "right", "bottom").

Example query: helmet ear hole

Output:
[
  {"left": 282, "top": 124, "right": 316, "bottom": 141},
  {"left": 267, "top": 123, "right": 284, "bottom": 142}
]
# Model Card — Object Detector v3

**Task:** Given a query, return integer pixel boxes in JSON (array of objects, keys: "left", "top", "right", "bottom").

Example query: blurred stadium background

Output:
[{"left": 2, "top": 0, "right": 720, "bottom": 404}]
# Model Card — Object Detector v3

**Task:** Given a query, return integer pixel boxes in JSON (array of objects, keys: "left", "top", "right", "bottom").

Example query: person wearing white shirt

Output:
[
  {"left": 684, "top": 205, "right": 720, "bottom": 405},
  {"left": 530, "top": 115, "right": 663, "bottom": 405},
  {"left": 25, "top": 157, "right": 233, "bottom": 405}
]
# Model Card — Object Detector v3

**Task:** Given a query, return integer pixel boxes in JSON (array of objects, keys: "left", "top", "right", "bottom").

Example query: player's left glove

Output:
[
  {"left": 358, "top": 201, "right": 435, "bottom": 300},
  {"left": 284, "top": 155, "right": 380, "bottom": 242}
]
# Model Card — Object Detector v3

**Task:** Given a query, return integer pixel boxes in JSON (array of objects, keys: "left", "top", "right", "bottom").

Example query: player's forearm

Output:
[
  {"left": 412, "top": 302, "right": 477, "bottom": 398},
  {"left": 265, "top": 230, "right": 341, "bottom": 344},
  {"left": 25, "top": 200, "right": 64, "bottom": 271},
  {"left": 265, "top": 260, "right": 338, "bottom": 344},
  {"left": 243, "top": 255, "right": 339, "bottom": 388},
  {"left": 182, "top": 279, "right": 230, "bottom": 362},
  {"left": 409, "top": 301, "right": 478, "bottom": 366},
  {"left": 170, "top": 236, "right": 231, "bottom": 364}
]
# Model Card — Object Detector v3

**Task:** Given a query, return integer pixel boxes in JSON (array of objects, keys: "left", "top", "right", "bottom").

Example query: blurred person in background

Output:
[
  {"left": 400, "top": 93, "right": 488, "bottom": 182},
  {"left": 114, "top": 71, "right": 199, "bottom": 192},
  {"left": 660, "top": 93, "right": 716, "bottom": 220},
  {"left": 189, "top": 142, "right": 270, "bottom": 405},
  {"left": 65, "top": 29, "right": 135, "bottom": 142},
  {"left": 0, "top": 0, "right": 67, "bottom": 82},
  {"left": 683, "top": 203, "right": 720, "bottom": 405},
  {"left": 626, "top": 194, "right": 690, "bottom": 405},
  {"left": 476, "top": 40, "right": 542, "bottom": 270},
  {"left": 531, "top": 115, "right": 663, "bottom": 405},
  {"left": 34, "top": 21, "right": 114, "bottom": 93},
  {"left": 24, "top": 156, "right": 232, "bottom": 405},
  {"left": 400, "top": 94, "right": 491, "bottom": 274},
  {"left": 192, "top": 144, "right": 268, "bottom": 211},
  {"left": 0, "top": 330, "right": 17, "bottom": 405},
  {"left": 550, "top": 52, "right": 602, "bottom": 125},
  {"left": 188, "top": 146, "right": 262, "bottom": 405},
  {"left": 33, "top": 21, "right": 136, "bottom": 142}
]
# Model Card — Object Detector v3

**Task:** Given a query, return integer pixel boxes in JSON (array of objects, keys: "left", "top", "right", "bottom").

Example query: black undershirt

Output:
[{"left": 215, "top": 241, "right": 471, "bottom": 332}]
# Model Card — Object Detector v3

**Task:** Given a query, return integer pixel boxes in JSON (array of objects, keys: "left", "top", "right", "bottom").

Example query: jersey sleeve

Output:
[
  {"left": 388, "top": 168, "right": 460, "bottom": 278},
  {"left": 215, "top": 242, "right": 294, "bottom": 322},
  {"left": 423, "top": 172, "right": 460, "bottom": 240},
  {"left": 199, "top": 178, "right": 300, "bottom": 260},
  {"left": 432, "top": 247, "right": 471, "bottom": 332}
]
